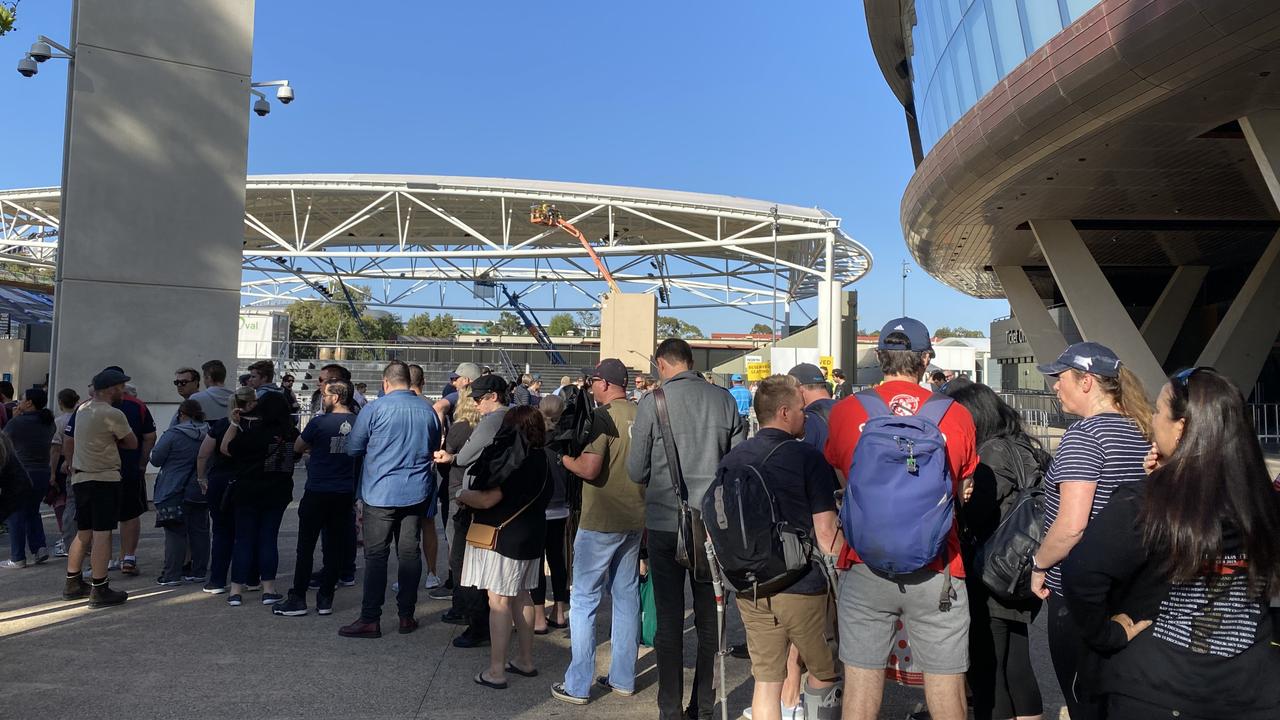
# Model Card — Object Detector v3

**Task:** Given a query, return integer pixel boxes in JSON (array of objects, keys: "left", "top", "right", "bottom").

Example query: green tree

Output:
[
  {"left": 285, "top": 298, "right": 401, "bottom": 344},
  {"left": 484, "top": 311, "right": 525, "bottom": 335},
  {"left": 934, "top": 326, "right": 984, "bottom": 339},
  {"left": 404, "top": 311, "right": 459, "bottom": 338},
  {"left": 0, "top": 2, "right": 19, "bottom": 36},
  {"left": 547, "top": 313, "right": 576, "bottom": 336},
  {"left": 749, "top": 323, "right": 773, "bottom": 335},
  {"left": 657, "top": 315, "right": 702, "bottom": 339}
]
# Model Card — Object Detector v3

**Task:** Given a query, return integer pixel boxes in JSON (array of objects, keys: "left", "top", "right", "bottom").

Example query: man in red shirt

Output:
[{"left": 823, "top": 317, "right": 977, "bottom": 720}]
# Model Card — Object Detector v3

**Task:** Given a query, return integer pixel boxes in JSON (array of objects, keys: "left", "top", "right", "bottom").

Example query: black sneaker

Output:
[
  {"left": 155, "top": 576, "right": 182, "bottom": 587},
  {"left": 88, "top": 582, "right": 128, "bottom": 608},
  {"left": 339, "top": 575, "right": 356, "bottom": 587},
  {"left": 440, "top": 609, "right": 469, "bottom": 625},
  {"left": 452, "top": 631, "right": 490, "bottom": 648},
  {"left": 227, "top": 594, "right": 243, "bottom": 607},
  {"left": 427, "top": 586, "right": 454, "bottom": 601},
  {"left": 308, "top": 573, "right": 324, "bottom": 590},
  {"left": 316, "top": 592, "right": 334, "bottom": 616},
  {"left": 272, "top": 595, "right": 308, "bottom": 616},
  {"left": 261, "top": 592, "right": 284, "bottom": 605}
]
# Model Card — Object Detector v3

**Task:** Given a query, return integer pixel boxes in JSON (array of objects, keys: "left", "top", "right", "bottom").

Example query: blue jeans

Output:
[
  {"left": 564, "top": 529, "right": 642, "bottom": 697},
  {"left": 8, "top": 467, "right": 49, "bottom": 562},
  {"left": 231, "top": 504, "right": 285, "bottom": 584}
]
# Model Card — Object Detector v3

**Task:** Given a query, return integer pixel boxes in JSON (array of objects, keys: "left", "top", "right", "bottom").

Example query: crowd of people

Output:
[{"left": 3, "top": 318, "right": 1280, "bottom": 720}]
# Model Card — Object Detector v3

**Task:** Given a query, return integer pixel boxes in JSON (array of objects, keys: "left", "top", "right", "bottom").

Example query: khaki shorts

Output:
[{"left": 737, "top": 592, "right": 839, "bottom": 683}]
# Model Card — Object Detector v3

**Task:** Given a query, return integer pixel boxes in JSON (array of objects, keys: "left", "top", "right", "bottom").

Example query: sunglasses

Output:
[{"left": 173, "top": 378, "right": 197, "bottom": 386}]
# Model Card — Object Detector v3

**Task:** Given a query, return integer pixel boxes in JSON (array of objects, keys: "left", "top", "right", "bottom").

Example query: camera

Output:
[
  {"left": 276, "top": 85, "right": 294, "bottom": 104},
  {"left": 16, "top": 56, "right": 38, "bottom": 77},
  {"left": 253, "top": 97, "right": 271, "bottom": 117},
  {"left": 28, "top": 42, "right": 53, "bottom": 63}
]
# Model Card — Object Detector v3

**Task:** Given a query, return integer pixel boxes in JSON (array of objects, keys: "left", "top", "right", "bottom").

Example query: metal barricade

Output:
[{"left": 1252, "top": 403, "right": 1280, "bottom": 447}]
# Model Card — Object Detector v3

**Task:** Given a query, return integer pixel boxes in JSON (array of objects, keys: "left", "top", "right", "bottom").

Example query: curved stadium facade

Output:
[{"left": 867, "top": 0, "right": 1280, "bottom": 399}]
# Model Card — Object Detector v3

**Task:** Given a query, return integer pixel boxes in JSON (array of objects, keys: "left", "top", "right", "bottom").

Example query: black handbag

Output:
[
  {"left": 975, "top": 437, "right": 1046, "bottom": 601},
  {"left": 154, "top": 500, "right": 185, "bottom": 528},
  {"left": 653, "top": 388, "right": 713, "bottom": 583}
]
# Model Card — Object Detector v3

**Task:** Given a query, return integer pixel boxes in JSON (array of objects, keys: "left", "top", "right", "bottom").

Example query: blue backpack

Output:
[{"left": 839, "top": 389, "right": 955, "bottom": 577}]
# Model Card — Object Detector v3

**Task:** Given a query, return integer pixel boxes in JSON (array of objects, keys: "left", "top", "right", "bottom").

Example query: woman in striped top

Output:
[{"left": 1028, "top": 342, "right": 1152, "bottom": 720}]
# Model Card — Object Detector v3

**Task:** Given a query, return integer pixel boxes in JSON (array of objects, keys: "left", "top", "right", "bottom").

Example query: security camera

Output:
[
  {"left": 16, "top": 56, "right": 38, "bottom": 77},
  {"left": 253, "top": 97, "right": 271, "bottom": 117},
  {"left": 276, "top": 85, "right": 294, "bottom": 104},
  {"left": 28, "top": 42, "right": 53, "bottom": 63}
]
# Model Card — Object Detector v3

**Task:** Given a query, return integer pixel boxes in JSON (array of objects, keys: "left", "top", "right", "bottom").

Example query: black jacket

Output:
[{"left": 1063, "top": 482, "right": 1280, "bottom": 718}]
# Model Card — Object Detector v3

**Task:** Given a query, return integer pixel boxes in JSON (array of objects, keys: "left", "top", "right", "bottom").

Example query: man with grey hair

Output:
[{"left": 512, "top": 373, "right": 534, "bottom": 406}]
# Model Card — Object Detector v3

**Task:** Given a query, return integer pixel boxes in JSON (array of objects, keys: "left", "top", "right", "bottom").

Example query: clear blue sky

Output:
[{"left": 0, "top": 1, "right": 1008, "bottom": 336}]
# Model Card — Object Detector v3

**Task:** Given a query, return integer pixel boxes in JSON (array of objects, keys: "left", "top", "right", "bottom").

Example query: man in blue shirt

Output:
[
  {"left": 275, "top": 379, "right": 359, "bottom": 618},
  {"left": 729, "top": 373, "right": 752, "bottom": 421},
  {"left": 339, "top": 361, "right": 441, "bottom": 639},
  {"left": 787, "top": 363, "right": 838, "bottom": 451}
]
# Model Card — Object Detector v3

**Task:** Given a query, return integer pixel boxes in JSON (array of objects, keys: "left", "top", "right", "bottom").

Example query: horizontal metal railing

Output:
[{"left": 1253, "top": 403, "right": 1280, "bottom": 447}]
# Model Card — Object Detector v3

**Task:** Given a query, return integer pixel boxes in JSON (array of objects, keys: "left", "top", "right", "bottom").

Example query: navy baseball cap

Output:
[
  {"left": 591, "top": 358, "right": 628, "bottom": 387},
  {"left": 878, "top": 317, "right": 932, "bottom": 352},
  {"left": 1036, "top": 341, "right": 1122, "bottom": 378},
  {"left": 787, "top": 363, "right": 826, "bottom": 385},
  {"left": 92, "top": 367, "right": 130, "bottom": 390}
]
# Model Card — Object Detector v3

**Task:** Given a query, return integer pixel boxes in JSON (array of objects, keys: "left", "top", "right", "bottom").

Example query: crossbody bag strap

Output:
[
  {"left": 653, "top": 387, "right": 688, "bottom": 503},
  {"left": 496, "top": 475, "right": 548, "bottom": 531}
]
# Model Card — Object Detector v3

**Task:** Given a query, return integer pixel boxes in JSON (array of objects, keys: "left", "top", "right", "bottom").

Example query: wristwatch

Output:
[{"left": 1032, "top": 559, "right": 1053, "bottom": 573}]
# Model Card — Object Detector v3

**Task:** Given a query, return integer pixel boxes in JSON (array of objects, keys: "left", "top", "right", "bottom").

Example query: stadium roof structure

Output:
[{"left": 0, "top": 174, "right": 872, "bottom": 320}]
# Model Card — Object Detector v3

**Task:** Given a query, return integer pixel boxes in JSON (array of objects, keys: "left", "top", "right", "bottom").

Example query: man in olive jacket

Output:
[{"left": 627, "top": 338, "right": 744, "bottom": 720}]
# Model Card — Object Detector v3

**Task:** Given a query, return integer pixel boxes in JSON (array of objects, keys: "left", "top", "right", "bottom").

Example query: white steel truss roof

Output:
[{"left": 0, "top": 174, "right": 872, "bottom": 317}]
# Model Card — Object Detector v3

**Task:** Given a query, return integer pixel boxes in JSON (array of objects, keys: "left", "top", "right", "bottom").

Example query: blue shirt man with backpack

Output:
[
  {"left": 787, "top": 363, "right": 837, "bottom": 450},
  {"left": 823, "top": 317, "right": 978, "bottom": 720}
]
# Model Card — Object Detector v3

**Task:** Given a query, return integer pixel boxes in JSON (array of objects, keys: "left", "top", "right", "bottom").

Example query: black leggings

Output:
[
  {"left": 969, "top": 613, "right": 1042, "bottom": 720},
  {"left": 1047, "top": 593, "right": 1104, "bottom": 720},
  {"left": 531, "top": 516, "right": 569, "bottom": 606}
]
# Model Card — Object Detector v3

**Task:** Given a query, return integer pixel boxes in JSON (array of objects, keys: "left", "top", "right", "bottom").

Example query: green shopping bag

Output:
[{"left": 639, "top": 573, "right": 657, "bottom": 647}]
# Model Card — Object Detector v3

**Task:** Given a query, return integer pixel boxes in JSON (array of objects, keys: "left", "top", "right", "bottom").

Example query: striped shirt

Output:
[{"left": 1043, "top": 413, "right": 1149, "bottom": 593}]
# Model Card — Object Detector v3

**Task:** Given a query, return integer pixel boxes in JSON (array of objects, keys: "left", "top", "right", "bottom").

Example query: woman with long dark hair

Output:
[
  {"left": 221, "top": 390, "right": 297, "bottom": 607},
  {"left": 457, "top": 405, "right": 552, "bottom": 690},
  {"left": 2, "top": 388, "right": 56, "bottom": 568},
  {"left": 1030, "top": 342, "right": 1152, "bottom": 720},
  {"left": 945, "top": 382, "right": 1045, "bottom": 720},
  {"left": 1063, "top": 367, "right": 1280, "bottom": 718}
]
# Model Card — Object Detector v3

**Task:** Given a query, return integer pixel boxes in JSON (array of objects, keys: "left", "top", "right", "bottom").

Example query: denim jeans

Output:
[
  {"left": 162, "top": 501, "right": 209, "bottom": 581},
  {"left": 563, "top": 529, "right": 642, "bottom": 697},
  {"left": 7, "top": 466, "right": 49, "bottom": 562},
  {"left": 231, "top": 504, "right": 285, "bottom": 584},
  {"left": 291, "top": 490, "right": 355, "bottom": 598},
  {"left": 360, "top": 501, "right": 425, "bottom": 621},
  {"left": 649, "top": 529, "right": 718, "bottom": 720}
]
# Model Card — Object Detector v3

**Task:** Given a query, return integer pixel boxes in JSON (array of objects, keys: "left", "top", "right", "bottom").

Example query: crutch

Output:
[{"left": 704, "top": 539, "right": 730, "bottom": 720}]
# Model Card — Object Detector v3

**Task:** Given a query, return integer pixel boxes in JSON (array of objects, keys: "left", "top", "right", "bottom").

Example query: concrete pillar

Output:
[
  {"left": 993, "top": 266, "right": 1069, "bottom": 367},
  {"left": 1196, "top": 230, "right": 1280, "bottom": 393},
  {"left": 817, "top": 232, "right": 843, "bottom": 371},
  {"left": 1029, "top": 220, "right": 1168, "bottom": 394},
  {"left": 1139, "top": 265, "right": 1207, "bottom": 364},
  {"left": 50, "top": 1, "right": 255, "bottom": 402}
]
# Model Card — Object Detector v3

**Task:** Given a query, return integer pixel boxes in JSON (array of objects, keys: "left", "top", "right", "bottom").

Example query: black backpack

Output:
[
  {"left": 702, "top": 440, "right": 812, "bottom": 602},
  {"left": 974, "top": 436, "right": 1048, "bottom": 601}
]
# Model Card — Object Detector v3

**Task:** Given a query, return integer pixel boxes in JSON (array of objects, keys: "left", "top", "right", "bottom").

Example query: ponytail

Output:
[{"left": 1096, "top": 366, "right": 1153, "bottom": 439}]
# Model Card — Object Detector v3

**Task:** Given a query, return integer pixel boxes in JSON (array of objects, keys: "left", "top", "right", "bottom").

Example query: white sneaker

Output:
[
  {"left": 0, "top": 559, "right": 26, "bottom": 569},
  {"left": 391, "top": 581, "right": 400, "bottom": 593},
  {"left": 53, "top": 540, "right": 67, "bottom": 557},
  {"left": 424, "top": 573, "right": 442, "bottom": 590},
  {"left": 107, "top": 559, "right": 121, "bottom": 571},
  {"left": 742, "top": 702, "right": 803, "bottom": 720}
]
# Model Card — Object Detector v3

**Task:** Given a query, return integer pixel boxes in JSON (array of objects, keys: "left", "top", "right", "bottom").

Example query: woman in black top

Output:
[
  {"left": 458, "top": 405, "right": 552, "bottom": 690},
  {"left": 220, "top": 391, "right": 298, "bottom": 607},
  {"left": 532, "top": 394, "right": 570, "bottom": 634},
  {"left": 1063, "top": 367, "right": 1280, "bottom": 719},
  {"left": 2, "top": 388, "right": 55, "bottom": 568},
  {"left": 946, "top": 382, "right": 1046, "bottom": 720}
]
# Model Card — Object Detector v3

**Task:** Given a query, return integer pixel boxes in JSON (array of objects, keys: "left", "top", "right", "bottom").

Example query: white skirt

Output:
[{"left": 461, "top": 545, "right": 540, "bottom": 597}]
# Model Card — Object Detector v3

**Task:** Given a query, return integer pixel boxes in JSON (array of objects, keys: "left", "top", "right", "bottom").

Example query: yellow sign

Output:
[
  {"left": 745, "top": 361, "right": 772, "bottom": 382},
  {"left": 818, "top": 355, "right": 834, "bottom": 379}
]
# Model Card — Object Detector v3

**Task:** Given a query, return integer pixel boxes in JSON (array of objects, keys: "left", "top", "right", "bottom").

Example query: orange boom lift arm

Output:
[{"left": 530, "top": 203, "right": 622, "bottom": 295}]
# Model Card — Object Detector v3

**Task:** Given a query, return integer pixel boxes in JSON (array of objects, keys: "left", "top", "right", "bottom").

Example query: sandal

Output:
[
  {"left": 474, "top": 671, "right": 507, "bottom": 690},
  {"left": 505, "top": 662, "right": 538, "bottom": 678},
  {"left": 121, "top": 559, "right": 139, "bottom": 576},
  {"left": 534, "top": 626, "right": 550, "bottom": 636},
  {"left": 545, "top": 616, "right": 568, "bottom": 629}
]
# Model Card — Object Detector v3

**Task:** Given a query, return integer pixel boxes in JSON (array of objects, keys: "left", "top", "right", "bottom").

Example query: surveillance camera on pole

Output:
[
  {"left": 253, "top": 96, "right": 271, "bottom": 117},
  {"left": 27, "top": 41, "right": 52, "bottom": 62},
  {"left": 16, "top": 54, "right": 37, "bottom": 77},
  {"left": 249, "top": 79, "right": 294, "bottom": 117},
  {"left": 15, "top": 35, "right": 74, "bottom": 77},
  {"left": 276, "top": 85, "right": 294, "bottom": 104}
]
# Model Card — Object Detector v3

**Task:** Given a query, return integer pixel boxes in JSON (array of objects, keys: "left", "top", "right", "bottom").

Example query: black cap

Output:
[
  {"left": 591, "top": 358, "right": 628, "bottom": 387},
  {"left": 787, "top": 362, "right": 826, "bottom": 385},
  {"left": 92, "top": 367, "right": 130, "bottom": 390},
  {"left": 470, "top": 374, "right": 507, "bottom": 400},
  {"left": 1036, "top": 341, "right": 1122, "bottom": 378}
]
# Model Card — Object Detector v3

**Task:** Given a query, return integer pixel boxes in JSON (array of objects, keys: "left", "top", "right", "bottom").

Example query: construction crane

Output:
[
  {"left": 489, "top": 281, "right": 566, "bottom": 365},
  {"left": 530, "top": 203, "right": 622, "bottom": 295}
]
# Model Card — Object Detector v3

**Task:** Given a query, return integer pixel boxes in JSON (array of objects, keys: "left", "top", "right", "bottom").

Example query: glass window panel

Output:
[
  {"left": 924, "top": 0, "right": 948, "bottom": 62},
  {"left": 1064, "top": 0, "right": 1099, "bottom": 22},
  {"left": 990, "top": 0, "right": 1028, "bottom": 76},
  {"left": 966, "top": 1, "right": 999, "bottom": 96},
  {"left": 951, "top": 31, "right": 977, "bottom": 110},
  {"left": 937, "top": 0, "right": 955, "bottom": 33},
  {"left": 1023, "top": 0, "right": 1064, "bottom": 49},
  {"left": 937, "top": 55, "right": 959, "bottom": 125}
]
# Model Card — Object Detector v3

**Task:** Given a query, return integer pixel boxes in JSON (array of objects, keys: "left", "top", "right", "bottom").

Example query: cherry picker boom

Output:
[{"left": 529, "top": 203, "right": 622, "bottom": 295}]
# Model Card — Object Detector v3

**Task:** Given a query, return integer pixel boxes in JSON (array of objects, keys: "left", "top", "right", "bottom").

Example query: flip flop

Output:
[
  {"left": 534, "top": 627, "right": 550, "bottom": 636},
  {"left": 474, "top": 671, "right": 507, "bottom": 690},
  {"left": 505, "top": 662, "right": 538, "bottom": 678},
  {"left": 545, "top": 618, "right": 569, "bottom": 629}
]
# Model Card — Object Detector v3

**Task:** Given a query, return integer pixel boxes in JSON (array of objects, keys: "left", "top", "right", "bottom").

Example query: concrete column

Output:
[
  {"left": 993, "top": 266, "right": 1069, "bottom": 367},
  {"left": 1196, "top": 229, "right": 1280, "bottom": 392},
  {"left": 1241, "top": 110, "right": 1280, "bottom": 204},
  {"left": 816, "top": 232, "right": 843, "bottom": 371},
  {"left": 1030, "top": 220, "right": 1168, "bottom": 394},
  {"left": 50, "top": 1, "right": 255, "bottom": 402},
  {"left": 1140, "top": 265, "right": 1208, "bottom": 363}
]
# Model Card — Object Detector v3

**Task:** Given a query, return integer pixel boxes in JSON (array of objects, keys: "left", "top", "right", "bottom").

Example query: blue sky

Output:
[{"left": 0, "top": 1, "right": 1008, "bottom": 336}]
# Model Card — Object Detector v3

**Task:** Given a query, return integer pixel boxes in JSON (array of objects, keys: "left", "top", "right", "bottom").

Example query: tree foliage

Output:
[
  {"left": 286, "top": 300, "right": 402, "bottom": 344},
  {"left": 0, "top": 2, "right": 19, "bottom": 36},
  {"left": 547, "top": 313, "right": 576, "bottom": 336},
  {"left": 404, "top": 312, "right": 459, "bottom": 338},
  {"left": 657, "top": 315, "right": 702, "bottom": 340},
  {"left": 749, "top": 323, "right": 773, "bottom": 335},
  {"left": 933, "top": 326, "right": 985, "bottom": 339},
  {"left": 484, "top": 311, "right": 525, "bottom": 335}
]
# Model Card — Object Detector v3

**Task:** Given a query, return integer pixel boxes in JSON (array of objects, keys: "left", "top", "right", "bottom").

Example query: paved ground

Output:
[{"left": 1, "top": 474, "right": 1065, "bottom": 720}]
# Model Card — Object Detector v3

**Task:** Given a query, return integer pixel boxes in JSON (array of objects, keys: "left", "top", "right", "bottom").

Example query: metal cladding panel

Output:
[{"left": 75, "top": 0, "right": 255, "bottom": 76}]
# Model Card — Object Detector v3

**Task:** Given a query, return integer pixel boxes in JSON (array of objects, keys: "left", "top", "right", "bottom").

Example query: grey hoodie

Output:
[
  {"left": 151, "top": 420, "right": 210, "bottom": 505},
  {"left": 189, "top": 386, "right": 233, "bottom": 422}
]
